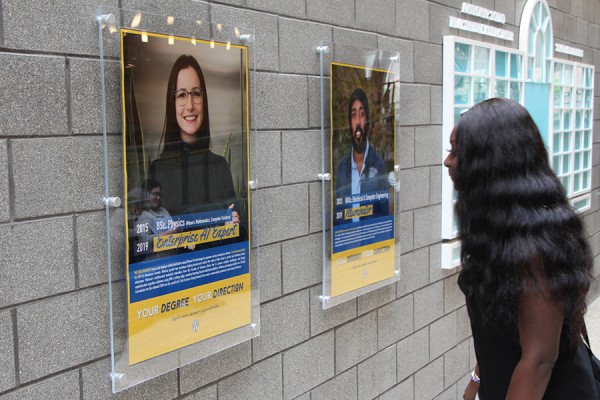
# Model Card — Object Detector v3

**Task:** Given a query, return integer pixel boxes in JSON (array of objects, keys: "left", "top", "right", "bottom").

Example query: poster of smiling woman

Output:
[
  {"left": 121, "top": 29, "right": 250, "bottom": 365},
  {"left": 330, "top": 62, "right": 397, "bottom": 298}
]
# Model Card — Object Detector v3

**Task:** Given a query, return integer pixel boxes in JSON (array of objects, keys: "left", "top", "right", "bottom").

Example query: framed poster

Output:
[
  {"left": 120, "top": 29, "right": 251, "bottom": 365},
  {"left": 329, "top": 62, "right": 397, "bottom": 299}
]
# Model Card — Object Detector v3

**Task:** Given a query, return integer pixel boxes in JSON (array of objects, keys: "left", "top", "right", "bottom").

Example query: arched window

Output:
[{"left": 520, "top": 0, "right": 553, "bottom": 82}]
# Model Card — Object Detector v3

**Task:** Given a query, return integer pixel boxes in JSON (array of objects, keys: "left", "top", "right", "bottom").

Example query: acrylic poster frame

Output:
[
  {"left": 318, "top": 42, "right": 401, "bottom": 310},
  {"left": 97, "top": 7, "right": 260, "bottom": 392}
]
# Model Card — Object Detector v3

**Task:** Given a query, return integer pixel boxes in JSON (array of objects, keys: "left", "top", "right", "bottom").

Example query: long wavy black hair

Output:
[
  {"left": 160, "top": 55, "right": 211, "bottom": 155},
  {"left": 454, "top": 98, "right": 592, "bottom": 342}
]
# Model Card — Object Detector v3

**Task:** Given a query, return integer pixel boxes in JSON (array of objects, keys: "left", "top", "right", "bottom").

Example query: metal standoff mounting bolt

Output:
[
  {"left": 318, "top": 173, "right": 331, "bottom": 181},
  {"left": 316, "top": 45, "right": 330, "bottom": 53},
  {"left": 248, "top": 180, "right": 258, "bottom": 190},
  {"left": 98, "top": 13, "right": 116, "bottom": 25},
  {"left": 250, "top": 323, "right": 257, "bottom": 329},
  {"left": 103, "top": 196, "right": 122, "bottom": 208},
  {"left": 240, "top": 34, "right": 254, "bottom": 43},
  {"left": 110, "top": 372, "right": 124, "bottom": 382},
  {"left": 394, "top": 165, "right": 400, "bottom": 172},
  {"left": 318, "top": 295, "right": 331, "bottom": 302}
]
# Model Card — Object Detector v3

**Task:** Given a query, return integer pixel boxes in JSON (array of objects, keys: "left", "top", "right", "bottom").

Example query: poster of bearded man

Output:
[{"left": 329, "top": 62, "right": 397, "bottom": 298}]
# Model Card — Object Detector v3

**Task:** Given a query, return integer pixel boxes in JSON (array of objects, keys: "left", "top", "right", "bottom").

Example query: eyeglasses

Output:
[
  {"left": 149, "top": 191, "right": 161, "bottom": 197},
  {"left": 174, "top": 88, "right": 203, "bottom": 106}
]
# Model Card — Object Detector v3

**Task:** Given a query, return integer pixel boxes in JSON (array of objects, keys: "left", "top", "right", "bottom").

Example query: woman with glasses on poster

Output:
[
  {"left": 444, "top": 98, "right": 597, "bottom": 399},
  {"left": 151, "top": 55, "right": 238, "bottom": 219}
]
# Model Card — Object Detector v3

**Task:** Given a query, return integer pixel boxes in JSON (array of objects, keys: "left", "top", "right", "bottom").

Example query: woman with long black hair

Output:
[{"left": 444, "top": 98, "right": 597, "bottom": 399}]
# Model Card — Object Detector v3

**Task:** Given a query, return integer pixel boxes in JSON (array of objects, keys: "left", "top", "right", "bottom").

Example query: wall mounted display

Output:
[
  {"left": 317, "top": 43, "right": 401, "bottom": 309},
  {"left": 441, "top": 0, "right": 594, "bottom": 269},
  {"left": 97, "top": 7, "right": 259, "bottom": 392}
]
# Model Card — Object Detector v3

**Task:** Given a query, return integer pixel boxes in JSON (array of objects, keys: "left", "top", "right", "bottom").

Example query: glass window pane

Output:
[
  {"left": 584, "top": 131, "right": 591, "bottom": 148},
  {"left": 564, "top": 65, "right": 573, "bottom": 84},
  {"left": 473, "top": 47, "right": 490, "bottom": 75},
  {"left": 563, "top": 132, "right": 571, "bottom": 151},
  {"left": 586, "top": 89, "right": 593, "bottom": 108},
  {"left": 562, "top": 176, "right": 570, "bottom": 190},
  {"left": 562, "top": 155, "right": 570, "bottom": 174},
  {"left": 495, "top": 80, "right": 507, "bottom": 97},
  {"left": 474, "top": 78, "right": 489, "bottom": 103},
  {"left": 584, "top": 152, "right": 590, "bottom": 169},
  {"left": 576, "top": 66, "right": 584, "bottom": 86},
  {"left": 576, "top": 111, "right": 582, "bottom": 128},
  {"left": 563, "top": 87, "right": 572, "bottom": 107},
  {"left": 585, "top": 111, "right": 591, "bottom": 129},
  {"left": 574, "top": 174, "right": 581, "bottom": 192},
  {"left": 496, "top": 51, "right": 507, "bottom": 77},
  {"left": 455, "top": 76, "right": 471, "bottom": 104},
  {"left": 586, "top": 69, "right": 593, "bottom": 87},
  {"left": 553, "top": 112, "right": 561, "bottom": 131},
  {"left": 510, "top": 81, "right": 521, "bottom": 102},
  {"left": 575, "top": 152, "right": 581, "bottom": 170},
  {"left": 553, "top": 133, "right": 561, "bottom": 153},
  {"left": 575, "top": 131, "right": 582, "bottom": 149},
  {"left": 564, "top": 111, "right": 571, "bottom": 130},
  {"left": 553, "top": 63, "right": 562, "bottom": 84},
  {"left": 583, "top": 172, "right": 590, "bottom": 189},
  {"left": 455, "top": 43, "right": 471, "bottom": 73},
  {"left": 510, "top": 54, "right": 521, "bottom": 79},
  {"left": 454, "top": 107, "right": 463, "bottom": 123},
  {"left": 553, "top": 86, "right": 562, "bottom": 107},
  {"left": 552, "top": 156, "right": 560, "bottom": 171},
  {"left": 576, "top": 89, "right": 584, "bottom": 108}
]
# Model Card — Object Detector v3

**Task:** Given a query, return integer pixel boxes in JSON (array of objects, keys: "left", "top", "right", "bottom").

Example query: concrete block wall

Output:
[{"left": 1, "top": 1, "right": 600, "bottom": 399}]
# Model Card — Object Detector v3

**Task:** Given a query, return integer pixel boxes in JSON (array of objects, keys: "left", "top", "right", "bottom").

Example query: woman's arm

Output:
[
  {"left": 463, "top": 363, "right": 479, "bottom": 400},
  {"left": 506, "top": 267, "right": 563, "bottom": 400}
]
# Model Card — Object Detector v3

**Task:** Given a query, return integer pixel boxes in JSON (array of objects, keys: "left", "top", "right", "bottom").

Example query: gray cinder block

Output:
[
  {"left": 430, "top": 311, "right": 457, "bottom": 360},
  {"left": 396, "top": 0, "right": 430, "bottom": 41},
  {"left": 279, "top": 18, "right": 332, "bottom": 75},
  {"left": 282, "top": 131, "right": 321, "bottom": 184},
  {"left": 378, "top": 295, "right": 414, "bottom": 349},
  {"left": 256, "top": 243, "right": 283, "bottom": 303},
  {"left": 311, "top": 368, "right": 357, "bottom": 400},
  {"left": 414, "top": 281, "right": 443, "bottom": 330},
  {"left": 355, "top": 0, "right": 396, "bottom": 36},
  {"left": 252, "top": 290, "right": 310, "bottom": 361},
  {"left": 0, "top": 140, "right": 9, "bottom": 222},
  {"left": 0, "top": 54, "right": 67, "bottom": 137},
  {"left": 397, "top": 328, "right": 429, "bottom": 382},
  {"left": 246, "top": 0, "right": 306, "bottom": 18},
  {"left": 12, "top": 137, "right": 104, "bottom": 218},
  {"left": 218, "top": 355, "right": 283, "bottom": 400},
  {"left": 415, "top": 125, "right": 442, "bottom": 167},
  {"left": 335, "top": 312, "right": 378, "bottom": 373},
  {"left": 81, "top": 358, "right": 178, "bottom": 400},
  {"left": 400, "top": 84, "right": 431, "bottom": 126},
  {"left": 252, "top": 131, "right": 282, "bottom": 188},
  {"left": 0, "top": 371, "right": 79, "bottom": 400},
  {"left": 283, "top": 332, "right": 335, "bottom": 399},
  {"left": 179, "top": 341, "right": 251, "bottom": 393},
  {"left": 414, "top": 204, "right": 441, "bottom": 248},
  {"left": 17, "top": 286, "right": 110, "bottom": 382},
  {"left": 0, "top": 310, "right": 15, "bottom": 392},
  {"left": 397, "top": 248, "right": 429, "bottom": 297},
  {"left": 0, "top": 218, "right": 75, "bottom": 307},
  {"left": 282, "top": 233, "right": 322, "bottom": 293},
  {"left": 414, "top": 357, "right": 444, "bottom": 400},
  {"left": 210, "top": 5, "right": 279, "bottom": 72},
  {"left": 254, "top": 184, "right": 309, "bottom": 245},
  {"left": 357, "top": 345, "right": 397, "bottom": 400},
  {"left": 255, "top": 73, "right": 308, "bottom": 130},
  {"left": 309, "top": 286, "right": 357, "bottom": 336}
]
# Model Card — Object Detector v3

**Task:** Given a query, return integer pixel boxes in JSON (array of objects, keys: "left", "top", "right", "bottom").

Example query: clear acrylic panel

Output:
[
  {"left": 318, "top": 41, "right": 401, "bottom": 309},
  {"left": 97, "top": 6, "right": 260, "bottom": 392}
]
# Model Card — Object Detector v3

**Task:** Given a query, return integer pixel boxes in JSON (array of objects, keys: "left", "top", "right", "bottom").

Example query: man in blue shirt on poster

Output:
[{"left": 334, "top": 88, "right": 389, "bottom": 225}]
